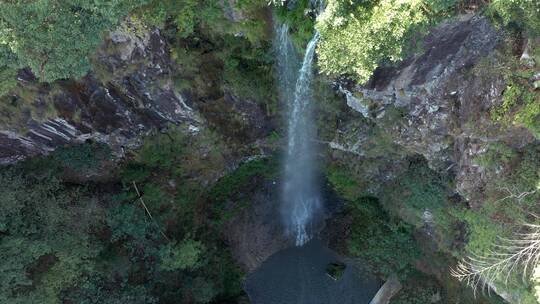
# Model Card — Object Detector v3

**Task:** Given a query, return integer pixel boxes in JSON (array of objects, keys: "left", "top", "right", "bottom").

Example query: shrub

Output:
[
  {"left": 473, "top": 142, "right": 517, "bottom": 169},
  {"left": 51, "top": 141, "right": 111, "bottom": 171},
  {"left": 315, "top": 0, "right": 460, "bottom": 83},
  {"left": 326, "top": 164, "right": 364, "bottom": 201},
  {"left": 488, "top": 0, "right": 540, "bottom": 36},
  {"left": 274, "top": 0, "right": 316, "bottom": 50},
  {"left": 491, "top": 79, "right": 540, "bottom": 139},
  {"left": 0, "top": 0, "right": 149, "bottom": 82},
  {"left": 0, "top": 66, "right": 17, "bottom": 96},
  {"left": 316, "top": 0, "right": 428, "bottom": 83},
  {"left": 383, "top": 158, "right": 449, "bottom": 218},
  {"left": 159, "top": 239, "right": 204, "bottom": 271},
  {"left": 208, "top": 157, "right": 278, "bottom": 225},
  {"left": 347, "top": 197, "right": 420, "bottom": 278}
]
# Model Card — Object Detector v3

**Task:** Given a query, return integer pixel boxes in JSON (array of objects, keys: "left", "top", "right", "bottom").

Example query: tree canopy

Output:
[
  {"left": 0, "top": 0, "right": 148, "bottom": 82},
  {"left": 315, "top": 0, "right": 459, "bottom": 83}
]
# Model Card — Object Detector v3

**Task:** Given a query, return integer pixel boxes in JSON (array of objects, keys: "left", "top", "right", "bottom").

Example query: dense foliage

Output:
[
  {"left": 347, "top": 196, "right": 420, "bottom": 278},
  {"left": 315, "top": 0, "right": 457, "bottom": 83},
  {"left": 315, "top": 0, "right": 539, "bottom": 84},
  {"left": 326, "top": 166, "right": 420, "bottom": 278},
  {"left": 0, "top": 127, "right": 257, "bottom": 303},
  {"left": 489, "top": 49, "right": 540, "bottom": 139},
  {"left": 274, "top": 0, "right": 317, "bottom": 50},
  {"left": 0, "top": 0, "right": 148, "bottom": 82},
  {"left": 488, "top": 0, "right": 540, "bottom": 36}
]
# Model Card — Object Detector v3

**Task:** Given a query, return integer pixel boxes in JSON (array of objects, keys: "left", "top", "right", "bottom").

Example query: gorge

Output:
[{"left": 0, "top": 1, "right": 539, "bottom": 304}]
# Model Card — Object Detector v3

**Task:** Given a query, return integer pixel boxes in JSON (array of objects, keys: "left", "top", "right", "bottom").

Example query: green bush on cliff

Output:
[
  {"left": 492, "top": 79, "right": 540, "bottom": 139},
  {"left": 326, "top": 164, "right": 367, "bottom": 201},
  {"left": 159, "top": 239, "right": 204, "bottom": 271},
  {"left": 51, "top": 141, "right": 112, "bottom": 171},
  {"left": 316, "top": 0, "right": 457, "bottom": 83},
  {"left": 275, "top": 0, "right": 316, "bottom": 50},
  {"left": 488, "top": 0, "right": 540, "bottom": 36},
  {"left": 137, "top": 0, "right": 223, "bottom": 38},
  {"left": 0, "top": 0, "right": 149, "bottom": 82},
  {"left": 0, "top": 66, "right": 17, "bottom": 96},
  {"left": 347, "top": 197, "right": 420, "bottom": 278},
  {"left": 0, "top": 168, "right": 104, "bottom": 304},
  {"left": 382, "top": 158, "right": 449, "bottom": 223},
  {"left": 325, "top": 166, "right": 420, "bottom": 277},
  {"left": 221, "top": 35, "right": 276, "bottom": 106},
  {"left": 473, "top": 142, "right": 517, "bottom": 169}
]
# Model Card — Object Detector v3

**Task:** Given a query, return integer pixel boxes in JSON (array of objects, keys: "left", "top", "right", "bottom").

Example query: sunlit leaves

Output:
[
  {"left": 0, "top": 0, "right": 148, "bottom": 82},
  {"left": 316, "top": 0, "right": 429, "bottom": 83}
]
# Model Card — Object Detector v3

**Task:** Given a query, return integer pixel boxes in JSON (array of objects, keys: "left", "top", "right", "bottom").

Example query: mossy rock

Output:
[{"left": 326, "top": 262, "right": 346, "bottom": 281}]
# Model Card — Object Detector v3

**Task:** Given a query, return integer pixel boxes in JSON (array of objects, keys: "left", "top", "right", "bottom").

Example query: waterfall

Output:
[{"left": 276, "top": 23, "right": 322, "bottom": 246}]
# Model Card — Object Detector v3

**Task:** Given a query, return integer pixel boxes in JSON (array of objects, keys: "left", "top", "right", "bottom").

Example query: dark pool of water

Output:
[{"left": 245, "top": 239, "right": 382, "bottom": 304}]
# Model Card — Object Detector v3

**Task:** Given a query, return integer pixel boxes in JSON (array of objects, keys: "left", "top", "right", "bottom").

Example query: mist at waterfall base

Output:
[{"left": 276, "top": 24, "right": 323, "bottom": 246}]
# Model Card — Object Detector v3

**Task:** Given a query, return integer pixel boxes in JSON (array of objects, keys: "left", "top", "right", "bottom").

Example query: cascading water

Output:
[{"left": 276, "top": 23, "right": 322, "bottom": 246}]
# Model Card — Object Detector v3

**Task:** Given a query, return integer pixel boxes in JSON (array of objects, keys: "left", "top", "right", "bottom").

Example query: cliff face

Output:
[
  {"left": 322, "top": 14, "right": 539, "bottom": 303},
  {"left": 0, "top": 19, "right": 273, "bottom": 165},
  {"left": 334, "top": 15, "right": 537, "bottom": 207}
]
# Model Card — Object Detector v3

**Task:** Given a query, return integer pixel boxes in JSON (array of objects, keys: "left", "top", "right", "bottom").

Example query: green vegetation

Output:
[
  {"left": 326, "top": 166, "right": 420, "bottom": 278},
  {"left": 451, "top": 143, "right": 540, "bottom": 299},
  {"left": 473, "top": 142, "right": 517, "bottom": 169},
  {"left": 0, "top": 0, "right": 538, "bottom": 302},
  {"left": 484, "top": 11, "right": 540, "bottom": 139},
  {"left": 347, "top": 196, "right": 421, "bottom": 278},
  {"left": 209, "top": 157, "right": 278, "bottom": 225},
  {"left": 473, "top": 142, "right": 540, "bottom": 221},
  {"left": 314, "top": 0, "right": 540, "bottom": 83},
  {"left": 50, "top": 142, "right": 112, "bottom": 171},
  {"left": 316, "top": 0, "right": 457, "bottom": 83},
  {"left": 0, "top": 0, "right": 149, "bottom": 82},
  {"left": 0, "top": 66, "right": 17, "bottom": 96},
  {"left": 0, "top": 165, "right": 106, "bottom": 304},
  {"left": 488, "top": 0, "right": 540, "bottom": 36},
  {"left": 0, "top": 127, "right": 254, "bottom": 303},
  {"left": 159, "top": 239, "right": 205, "bottom": 271},
  {"left": 135, "top": 0, "right": 223, "bottom": 38},
  {"left": 383, "top": 158, "right": 448, "bottom": 215},
  {"left": 492, "top": 78, "right": 540, "bottom": 139},
  {"left": 392, "top": 275, "right": 441, "bottom": 304},
  {"left": 275, "top": 0, "right": 316, "bottom": 50},
  {"left": 220, "top": 35, "right": 276, "bottom": 106},
  {"left": 142, "top": 0, "right": 277, "bottom": 111}
]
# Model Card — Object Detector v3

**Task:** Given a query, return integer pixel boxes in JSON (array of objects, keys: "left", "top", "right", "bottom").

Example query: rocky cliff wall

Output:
[{"left": 333, "top": 15, "right": 538, "bottom": 207}]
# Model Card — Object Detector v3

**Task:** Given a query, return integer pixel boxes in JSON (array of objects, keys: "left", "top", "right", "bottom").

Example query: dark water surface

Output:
[{"left": 245, "top": 240, "right": 382, "bottom": 304}]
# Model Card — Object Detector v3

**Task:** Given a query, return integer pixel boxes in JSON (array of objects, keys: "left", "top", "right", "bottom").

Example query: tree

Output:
[
  {"left": 316, "top": 0, "right": 429, "bottom": 83},
  {"left": 0, "top": 168, "right": 103, "bottom": 304},
  {"left": 0, "top": 0, "right": 148, "bottom": 82},
  {"left": 315, "top": 0, "right": 458, "bottom": 83},
  {"left": 159, "top": 239, "right": 204, "bottom": 271}
]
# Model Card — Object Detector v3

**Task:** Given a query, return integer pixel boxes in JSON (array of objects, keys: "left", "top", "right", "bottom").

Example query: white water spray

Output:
[{"left": 276, "top": 22, "right": 322, "bottom": 246}]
